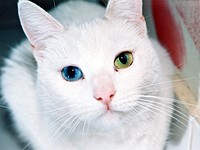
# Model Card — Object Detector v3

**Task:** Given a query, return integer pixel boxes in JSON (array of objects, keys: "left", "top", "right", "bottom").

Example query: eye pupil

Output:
[
  {"left": 119, "top": 54, "right": 127, "bottom": 64},
  {"left": 61, "top": 66, "right": 83, "bottom": 82},
  {"left": 67, "top": 67, "right": 75, "bottom": 78}
]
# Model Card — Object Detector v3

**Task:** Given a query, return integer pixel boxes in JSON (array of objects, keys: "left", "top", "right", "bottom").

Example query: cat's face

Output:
[
  {"left": 19, "top": 0, "right": 161, "bottom": 137},
  {"left": 37, "top": 20, "right": 160, "bottom": 129}
]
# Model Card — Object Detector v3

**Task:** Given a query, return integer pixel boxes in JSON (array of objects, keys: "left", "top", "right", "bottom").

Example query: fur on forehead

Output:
[{"left": 41, "top": 19, "right": 147, "bottom": 69}]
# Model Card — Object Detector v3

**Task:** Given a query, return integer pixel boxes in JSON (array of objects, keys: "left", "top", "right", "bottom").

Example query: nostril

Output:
[
  {"left": 96, "top": 97, "right": 102, "bottom": 101},
  {"left": 110, "top": 90, "right": 116, "bottom": 99},
  {"left": 110, "top": 94, "right": 115, "bottom": 99}
]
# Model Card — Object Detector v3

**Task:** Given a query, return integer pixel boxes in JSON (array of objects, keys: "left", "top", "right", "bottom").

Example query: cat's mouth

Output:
[{"left": 99, "top": 105, "right": 127, "bottom": 120}]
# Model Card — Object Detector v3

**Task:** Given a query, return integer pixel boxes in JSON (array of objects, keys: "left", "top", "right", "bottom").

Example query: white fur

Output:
[{"left": 1, "top": 0, "right": 174, "bottom": 150}]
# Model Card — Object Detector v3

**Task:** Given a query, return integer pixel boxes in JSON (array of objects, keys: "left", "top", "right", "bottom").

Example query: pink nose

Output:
[
  {"left": 92, "top": 73, "right": 115, "bottom": 109},
  {"left": 94, "top": 89, "right": 116, "bottom": 106}
]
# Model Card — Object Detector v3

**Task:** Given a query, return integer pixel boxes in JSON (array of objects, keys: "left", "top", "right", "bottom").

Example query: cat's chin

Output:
[{"left": 92, "top": 110, "right": 122, "bottom": 131}]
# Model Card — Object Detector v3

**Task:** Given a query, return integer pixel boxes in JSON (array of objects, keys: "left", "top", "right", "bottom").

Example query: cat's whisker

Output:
[
  {"left": 136, "top": 76, "right": 198, "bottom": 92},
  {"left": 118, "top": 90, "right": 196, "bottom": 111},
  {"left": 137, "top": 76, "right": 198, "bottom": 93},
  {"left": 63, "top": 118, "right": 82, "bottom": 145},
  {"left": 122, "top": 98, "right": 141, "bottom": 118},
  {"left": 115, "top": 80, "right": 195, "bottom": 107},
  {"left": 135, "top": 103, "right": 187, "bottom": 132},
  {"left": 52, "top": 115, "right": 77, "bottom": 141},
  {"left": 138, "top": 98, "right": 189, "bottom": 121},
  {"left": 40, "top": 104, "right": 82, "bottom": 114},
  {"left": 86, "top": 118, "right": 91, "bottom": 135},
  {"left": 80, "top": 119, "right": 87, "bottom": 148},
  {"left": 136, "top": 94, "right": 197, "bottom": 107},
  {"left": 119, "top": 95, "right": 188, "bottom": 125},
  {"left": 129, "top": 105, "right": 142, "bottom": 118},
  {"left": 136, "top": 102, "right": 188, "bottom": 130},
  {"left": 115, "top": 93, "right": 190, "bottom": 120},
  {"left": 48, "top": 104, "right": 101, "bottom": 139},
  {"left": 48, "top": 111, "right": 74, "bottom": 132},
  {"left": 57, "top": 116, "right": 80, "bottom": 145},
  {"left": 138, "top": 100, "right": 189, "bottom": 127},
  {"left": 130, "top": 94, "right": 194, "bottom": 115},
  {"left": 80, "top": 119, "right": 91, "bottom": 148},
  {"left": 56, "top": 117, "right": 81, "bottom": 149}
]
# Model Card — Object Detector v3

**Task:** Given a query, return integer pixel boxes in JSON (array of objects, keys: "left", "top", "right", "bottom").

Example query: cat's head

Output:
[{"left": 18, "top": 0, "right": 162, "bottom": 138}]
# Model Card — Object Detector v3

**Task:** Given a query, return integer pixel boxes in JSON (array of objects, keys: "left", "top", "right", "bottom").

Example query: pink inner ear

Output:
[
  {"left": 105, "top": 0, "right": 143, "bottom": 21},
  {"left": 135, "top": 0, "right": 143, "bottom": 17},
  {"left": 152, "top": 0, "right": 186, "bottom": 69}
]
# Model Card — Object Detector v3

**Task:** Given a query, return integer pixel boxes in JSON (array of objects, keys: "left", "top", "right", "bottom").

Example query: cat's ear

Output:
[
  {"left": 18, "top": 0, "right": 64, "bottom": 50},
  {"left": 105, "top": 0, "right": 144, "bottom": 22}
]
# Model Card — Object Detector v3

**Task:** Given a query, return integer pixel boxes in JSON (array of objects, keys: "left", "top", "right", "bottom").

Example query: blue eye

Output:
[{"left": 61, "top": 66, "right": 83, "bottom": 82}]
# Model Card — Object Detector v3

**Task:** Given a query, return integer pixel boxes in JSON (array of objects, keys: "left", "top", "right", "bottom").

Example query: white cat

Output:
[{"left": 1, "top": 0, "right": 174, "bottom": 150}]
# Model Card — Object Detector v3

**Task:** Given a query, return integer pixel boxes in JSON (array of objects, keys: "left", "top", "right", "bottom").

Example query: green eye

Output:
[{"left": 114, "top": 51, "right": 133, "bottom": 69}]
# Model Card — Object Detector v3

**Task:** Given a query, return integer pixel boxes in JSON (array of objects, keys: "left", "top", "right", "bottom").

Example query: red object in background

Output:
[{"left": 152, "top": 0, "right": 186, "bottom": 69}]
